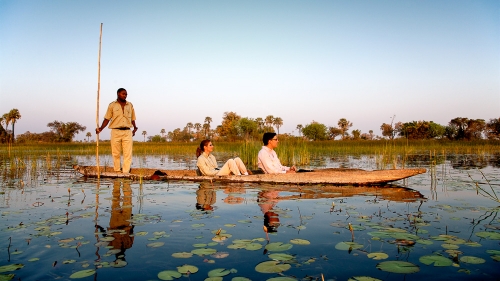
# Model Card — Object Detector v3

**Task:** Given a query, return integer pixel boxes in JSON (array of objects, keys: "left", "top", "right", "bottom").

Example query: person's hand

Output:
[
  {"left": 95, "top": 128, "right": 102, "bottom": 134},
  {"left": 132, "top": 127, "right": 138, "bottom": 136},
  {"left": 286, "top": 167, "right": 296, "bottom": 174}
]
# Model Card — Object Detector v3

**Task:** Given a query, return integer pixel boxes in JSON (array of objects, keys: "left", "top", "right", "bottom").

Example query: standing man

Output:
[
  {"left": 96, "top": 88, "right": 138, "bottom": 174},
  {"left": 258, "top": 132, "right": 296, "bottom": 174}
]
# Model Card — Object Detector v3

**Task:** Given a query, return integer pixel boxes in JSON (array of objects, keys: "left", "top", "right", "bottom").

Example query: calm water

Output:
[{"left": 1, "top": 154, "right": 499, "bottom": 281}]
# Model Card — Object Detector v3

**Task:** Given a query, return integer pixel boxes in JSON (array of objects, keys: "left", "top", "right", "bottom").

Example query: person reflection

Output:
[
  {"left": 258, "top": 190, "right": 281, "bottom": 233},
  {"left": 108, "top": 179, "right": 134, "bottom": 266},
  {"left": 196, "top": 182, "right": 216, "bottom": 212},
  {"left": 223, "top": 186, "right": 245, "bottom": 205}
]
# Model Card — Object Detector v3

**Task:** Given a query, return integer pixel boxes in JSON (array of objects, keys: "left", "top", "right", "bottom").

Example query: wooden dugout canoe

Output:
[{"left": 73, "top": 165, "right": 426, "bottom": 186}]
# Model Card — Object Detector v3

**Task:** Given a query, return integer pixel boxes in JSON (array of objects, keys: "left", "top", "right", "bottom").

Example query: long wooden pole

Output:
[{"left": 96, "top": 23, "right": 103, "bottom": 178}]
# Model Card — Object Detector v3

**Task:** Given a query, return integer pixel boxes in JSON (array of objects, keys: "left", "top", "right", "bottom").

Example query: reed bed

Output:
[{"left": 1, "top": 139, "right": 499, "bottom": 171}]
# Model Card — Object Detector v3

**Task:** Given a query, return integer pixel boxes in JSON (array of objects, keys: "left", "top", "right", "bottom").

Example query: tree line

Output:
[
  {"left": 1, "top": 107, "right": 499, "bottom": 143},
  {"left": 1, "top": 108, "right": 87, "bottom": 143}
]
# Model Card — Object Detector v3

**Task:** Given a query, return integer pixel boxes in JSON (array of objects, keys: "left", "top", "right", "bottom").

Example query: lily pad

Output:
[
  {"left": 475, "top": 231, "right": 500, "bottom": 240},
  {"left": 460, "top": 256, "right": 486, "bottom": 264},
  {"left": 69, "top": 269, "right": 96, "bottom": 279},
  {"left": 100, "top": 236, "right": 115, "bottom": 242},
  {"left": 367, "top": 253, "right": 388, "bottom": 260},
  {"left": 267, "top": 277, "right": 297, "bottom": 281},
  {"left": 147, "top": 242, "right": 165, "bottom": 248},
  {"left": 376, "top": 261, "right": 419, "bottom": 274},
  {"left": 269, "top": 253, "right": 295, "bottom": 261},
  {"left": 245, "top": 243, "right": 262, "bottom": 251},
  {"left": 191, "top": 223, "right": 205, "bottom": 228},
  {"left": 419, "top": 255, "right": 453, "bottom": 267},
  {"left": 231, "top": 278, "right": 251, "bottom": 281},
  {"left": 265, "top": 242, "right": 293, "bottom": 252},
  {"left": 255, "top": 261, "right": 291, "bottom": 273},
  {"left": 158, "top": 270, "right": 182, "bottom": 280},
  {"left": 208, "top": 268, "right": 231, "bottom": 277},
  {"left": 441, "top": 244, "right": 459, "bottom": 250},
  {"left": 177, "top": 264, "right": 199, "bottom": 274},
  {"left": 348, "top": 277, "right": 382, "bottom": 281},
  {"left": 0, "top": 274, "right": 14, "bottom": 281},
  {"left": 191, "top": 248, "right": 217, "bottom": 256},
  {"left": 289, "top": 239, "right": 310, "bottom": 245},
  {"left": 335, "top": 242, "right": 363, "bottom": 251},
  {"left": 172, "top": 252, "right": 193, "bottom": 258}
]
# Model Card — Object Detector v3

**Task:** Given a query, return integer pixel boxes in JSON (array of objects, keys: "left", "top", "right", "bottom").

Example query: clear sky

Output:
[{"left": 1, "top": 0, "right": 499, "bottom": 141}]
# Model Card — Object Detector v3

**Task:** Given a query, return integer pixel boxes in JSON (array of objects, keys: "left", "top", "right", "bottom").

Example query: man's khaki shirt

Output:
[{"left": 104, "top": 101, "right": 136, "bottom": 129}]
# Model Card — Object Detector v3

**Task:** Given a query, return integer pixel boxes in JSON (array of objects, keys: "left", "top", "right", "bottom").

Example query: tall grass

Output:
[{"left": 1, "top": 139, "right": 499, "bottom": 171}]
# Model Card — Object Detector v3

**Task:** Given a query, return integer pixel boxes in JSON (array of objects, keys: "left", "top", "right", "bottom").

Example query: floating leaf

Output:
[
  {"left": 486, "top": 250, "right": 500, "bottom": 255},
  {"left": 28, "top": 258, "right": 39, "bottom": 262},
  {"left": 231, "top": 277, "right": 251, "bottom": 281},
  {"left": 205, "top": 277, "right": 223, "bottom": 281},
  {"left": 0, "top": 264, "right": 24, "bottom": 273},
  {"left": 172, "top": 252, "right": 193, "bottom": 258},
  {"left": 419, "top": 255, "right": 453, "bottom": 267},
  {"left": 463, "top": 241, "right": 481, "bottom": 247},
  {"left": 290, "top": 239, "right": 310, "bottom": 245},
  {"left": 269, "top": 253, "right": 295, "bottom": 261},
  {"left": 193, "top": 243, "right": 207, "bottom": 248},
  {"left": 63, "top": 260, "right": 76, "bottom": 264},
  {"left": 244, "top": 243, "right": 262, "bottom": 251},
  {"left": 0, "top": 274, "right": 14, "bottom": 281},
  {"left": 335, "top": 242, "right": 363, "bottom": 251},
  {"left": 191, "top": 248, "right": 217, "bottom": 256},
  {"left": 348, "top": 277, "right": 382, "bottom": 281},
  {"left": 367, "top": 232, "right": 393, "bottom": 238},
  {"left": 224, "top": 224, "right": 236, "bottom": 228},
  {"left": 177, "top": 264, "right": 198, "bottom": 274},
  {"left": 208, "top": 268, "right": 231, "bottom": 277},
  {"left": 475, "top": 232, "right": 500, "bottom": 240},
  {"left": 266, "top": 277, "right": 297, "bottom": 281},
  {"left": 191, "top": 223, "right": 205, "bottom": 228},
  {"left": 237, "top": 220, "right": 252, "bottom": 224},
  {"left": 69, "top": 269, "right": 96, "bottom": 279},
  {"left": 367, "top": 253, "right": 388, "bottom": 260},
  {"left": 416, "top": 239, "right": 433, "bottom": 245},
  {"left": 441, "top": 243, "right": 459, "bottom": 250},
  {"left": 111, "top": 259, "right": 127, "bottom": 268},
  {"left": 135, "top": 231, "right": 148, "bottom": 236},
  {"left": 100, "top": 237, "right": 115, "bottom": 242},
  {"left": 147, "top": 242, "right": 165, "bottom": 248},
  {"left": 265, "top": 242, "right": 293, "bottom": 252},
  {"left": 210, "top": 252, "right": 229, "bottom": 259},
  {"left": 460, "top": 256, "right": 486, "bottom": 264},
  {"left": 376, "top": 261, "right": 419, "bottom": 274},
  {"left": 255, "top": 261, "right": 291, "bottom": 273},
  {"left": 157, "top": 270, "right": 182, "bottom": 280}
]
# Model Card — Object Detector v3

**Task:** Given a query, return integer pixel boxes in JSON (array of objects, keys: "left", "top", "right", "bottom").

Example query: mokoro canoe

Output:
[{"left": 73, "top": 165, "right": 426, "bottom": 186}]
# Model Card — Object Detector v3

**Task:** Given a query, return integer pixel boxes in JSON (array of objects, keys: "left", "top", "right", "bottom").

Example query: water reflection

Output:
[
  {"left": 258, "top": 190, "right": 281, "bottom": 233},
  {"left": 96, "top": 180, "right": 135, "bottom": 266}
]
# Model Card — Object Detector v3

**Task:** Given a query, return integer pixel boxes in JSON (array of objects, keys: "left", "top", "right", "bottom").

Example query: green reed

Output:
[{"left": 1, "top": 139, "right": 499, "bottom": 171}]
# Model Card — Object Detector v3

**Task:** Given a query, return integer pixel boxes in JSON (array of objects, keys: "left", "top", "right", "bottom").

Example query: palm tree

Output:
[
  {"left": 338, "top": 118, "right": 353, "bottom": 140},
  {"left": 160, "top": 128, "right": 166, "bottom": 138},
  {"left": 255, "top": 117, "right": 264, "bottom": 132},
  {"left": 296, "top": 124, "right": 303, "bottom": 137},
  {"left": 204, "top": 117, "right": 212, "bottom": 138},
  {"left": 142, "top": 131, "right": 147, "bottom": 142},
  {"left": 265, "top": 115, "right": 274, "bottom": 128},
  {"left": 194, "top": 123, "right": 202, "bottom": 139},
  {"left": 273, "top": 117, "right": 283, "bottom": 135},
  {"left": 3, "top": 109, "right": 21, "bottom": 142},
  {"left": 203, "top": 123, "right": 210, "bottom": 138},
  {"left": 186, "top": 122, "right": 193, "bottom": 136},
  {"left": 86, "top": 132, "right": 92, "bottom": 142}
]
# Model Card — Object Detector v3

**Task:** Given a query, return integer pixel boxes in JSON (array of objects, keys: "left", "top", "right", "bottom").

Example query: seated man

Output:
[{"left": 257, "top": 132, "right": 296, "bottom": 174}]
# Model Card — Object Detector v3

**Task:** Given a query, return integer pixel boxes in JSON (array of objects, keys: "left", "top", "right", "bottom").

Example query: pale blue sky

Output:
[{"left": 1, "top": 0, "right": 498, "bottom": 140}]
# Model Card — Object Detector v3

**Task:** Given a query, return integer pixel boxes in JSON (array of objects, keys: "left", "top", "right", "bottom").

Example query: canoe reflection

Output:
[{"left": 196, "top": 183, "right": 425, "bottom": 233}]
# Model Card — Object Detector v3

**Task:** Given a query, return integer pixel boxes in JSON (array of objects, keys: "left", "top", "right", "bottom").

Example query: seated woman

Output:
[{"left": 196, "top": 139, "right": 249, "bottom": 176}]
